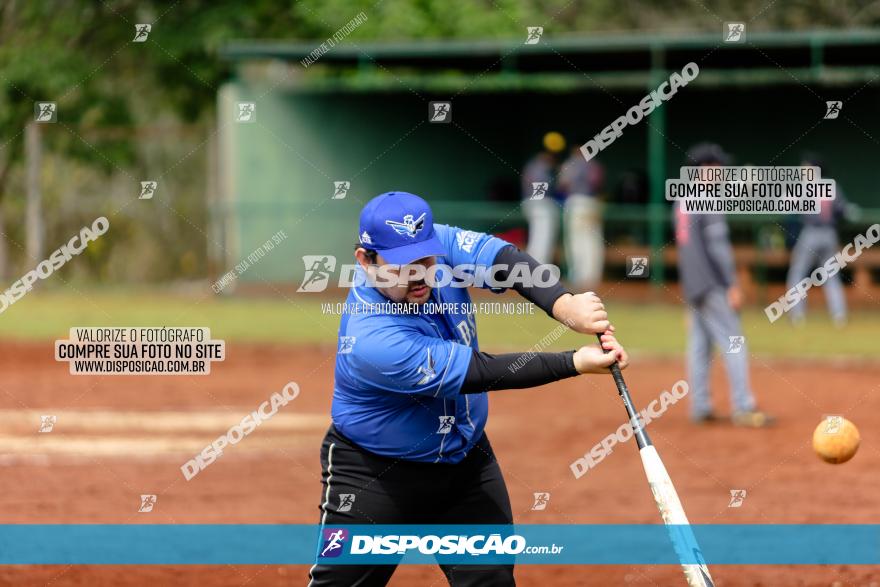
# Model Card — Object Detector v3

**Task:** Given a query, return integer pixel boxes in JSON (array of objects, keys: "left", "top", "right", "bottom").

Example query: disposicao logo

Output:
[{"left": 320, "top": 528, "right": 348, "bottom": 558}]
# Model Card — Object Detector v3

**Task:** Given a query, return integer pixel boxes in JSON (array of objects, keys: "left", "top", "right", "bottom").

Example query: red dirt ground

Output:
[{"left": 0, "top": 341, "right": 877, "bottom": 586}]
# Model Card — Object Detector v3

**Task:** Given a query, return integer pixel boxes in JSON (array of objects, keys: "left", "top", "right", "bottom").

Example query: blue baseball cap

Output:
[{"left": 358, "top": 192, "right": 445, "bottom": 264}]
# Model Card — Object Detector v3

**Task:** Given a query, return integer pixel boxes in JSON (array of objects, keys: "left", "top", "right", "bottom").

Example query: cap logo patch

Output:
[{"left": 385, "top": 212, "right": 426, "bottom": 238}]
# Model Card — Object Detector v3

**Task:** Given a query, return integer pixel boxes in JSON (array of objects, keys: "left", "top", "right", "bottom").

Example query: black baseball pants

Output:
[{"left": 307, "top": 425, "right": 516, "bottom": 586}]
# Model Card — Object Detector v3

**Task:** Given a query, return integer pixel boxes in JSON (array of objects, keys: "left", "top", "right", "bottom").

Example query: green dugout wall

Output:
[{"left": 216, "top": 30, "right": 880, "bottom": 286}]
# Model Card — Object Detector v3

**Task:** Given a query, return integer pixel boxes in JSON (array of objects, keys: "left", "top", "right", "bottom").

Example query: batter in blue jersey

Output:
[{"left": 309, "top": 192, "right": 628, "bottom": 587}]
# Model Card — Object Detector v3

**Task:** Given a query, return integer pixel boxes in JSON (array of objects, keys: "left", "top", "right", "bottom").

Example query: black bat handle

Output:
[{"left": 596, "top": 333, "right": 653, "bottom": 449}]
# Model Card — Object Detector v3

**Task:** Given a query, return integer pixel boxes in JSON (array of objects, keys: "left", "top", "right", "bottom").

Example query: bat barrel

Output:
[{"left": 596, "top": 335, "right": 714, "bottom": 587}]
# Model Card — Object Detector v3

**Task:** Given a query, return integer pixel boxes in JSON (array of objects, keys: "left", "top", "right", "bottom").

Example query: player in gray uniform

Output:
[
  {"left": 674, "top": 143, "right": 773, "bottom": 427},
  {"left": 786, "top": 154, "right": 848, "bottom": 326},
  {"left": 558, "top": 146, "right": 605, "bottom": 289},
  {"left": 522, "top": 132, "right": 565, "bottom": 264}
]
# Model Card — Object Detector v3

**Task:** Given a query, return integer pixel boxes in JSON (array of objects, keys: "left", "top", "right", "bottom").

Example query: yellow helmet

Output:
[{"left": 543, "top": 131, "right": 566, "bottom": 153}]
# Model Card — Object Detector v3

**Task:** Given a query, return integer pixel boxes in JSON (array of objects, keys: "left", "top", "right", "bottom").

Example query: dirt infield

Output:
[{"left": 0, "top": 340, "right": 877, "bottom": 586}]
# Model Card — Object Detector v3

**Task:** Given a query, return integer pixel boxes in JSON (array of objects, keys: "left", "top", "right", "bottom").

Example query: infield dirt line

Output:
[
  {"left": 0, "top": 433, "right": 319, "bottom": 457},
  {"left": 0, "top": 409, "right": 328, "bottom": 432}
]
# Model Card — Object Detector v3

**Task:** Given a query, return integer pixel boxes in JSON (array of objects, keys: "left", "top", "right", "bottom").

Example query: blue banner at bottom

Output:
[{"left": 0, "top": 525, "right": 876, "bottom": 565}]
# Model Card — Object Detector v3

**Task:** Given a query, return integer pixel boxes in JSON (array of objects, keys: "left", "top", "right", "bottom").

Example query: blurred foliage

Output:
[
  {"left": 0, "top": 0, "right": 876, "bottom": 282},
  {"left": 2, "top": 0, "right": 875, "bottom": 158}
]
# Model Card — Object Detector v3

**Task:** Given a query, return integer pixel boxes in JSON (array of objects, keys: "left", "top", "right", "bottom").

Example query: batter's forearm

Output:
[
  {"left": 460, "top": 349, "right": 578, "bottom": 394},
  {"left": 493, "top": 245, "right": 569, "bottom": 316}
]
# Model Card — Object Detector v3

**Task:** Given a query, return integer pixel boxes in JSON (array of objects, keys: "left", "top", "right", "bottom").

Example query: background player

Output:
[
  {"left": 521, "top": 131, "right": 566, "bottom": 264},
  {"left": 558, "top": 144, "right": 606, "bottom": 290},
  {"left": 785, "top": 153, "right": 851, "bottom": 327},
  {"left": 674, "top": 143, "right": 773, "bottom": 428},
  {"left": 308, "top": 191, "right": 628, "bottom": 586}
]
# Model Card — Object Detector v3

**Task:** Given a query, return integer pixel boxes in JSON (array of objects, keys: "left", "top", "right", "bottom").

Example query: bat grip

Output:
[
  {"left": 595, "top": 332, "right": 624, "bottom": 380},
  {"left": 596, "top": 333, "right": 652, "bottom": 449}
]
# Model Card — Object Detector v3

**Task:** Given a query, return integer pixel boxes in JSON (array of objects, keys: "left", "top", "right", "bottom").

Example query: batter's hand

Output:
[
  {"left": 552, "top": 292, "right": 610, "bottom": 334},
  {"left": 573, "top": 329, "right": 629, "bottom": 374}
]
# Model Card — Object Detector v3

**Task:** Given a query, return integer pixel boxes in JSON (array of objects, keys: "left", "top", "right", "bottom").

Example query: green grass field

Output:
[{"left": 3, "top": 288, "right": 878, "bottom": 359}]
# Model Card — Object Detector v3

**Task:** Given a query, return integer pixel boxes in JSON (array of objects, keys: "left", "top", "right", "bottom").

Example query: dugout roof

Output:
[{"left": 222, "top": 29, "right": 880, "bottom": 90}]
